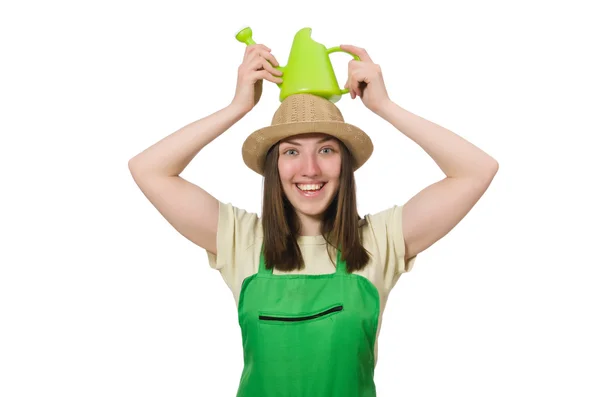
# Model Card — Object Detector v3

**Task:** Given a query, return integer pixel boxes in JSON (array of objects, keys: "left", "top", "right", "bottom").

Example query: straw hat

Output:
[{"left": 242, "top": 94, "right": 373, "bottom": 176}]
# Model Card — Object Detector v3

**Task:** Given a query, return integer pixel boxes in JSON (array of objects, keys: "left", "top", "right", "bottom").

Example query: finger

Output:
[
  {"left": 340, "top": 44, "right": 372, "bottom": 63},
  {"left": 243, "top": 44, "right": 259, "bottom": 61},
  {"left": 246, "top": 43, "right": 271, "bottom": 54},
  {"left": 260, "top": 50, "right": 280, "bottom": 68},
  {"left": 348, "top": 79, "right": 358, "bottom": 99},
  {"left": 350, "top": 71, "right": 362, "bottom": 96},
  {"left": 262, "top": 58, "right": 283, "bottom": 76},
  {"left": 253, "top": 69, "right": 283, "bottom": 84},
  {"left": 247, "top": 48, "right": 280, "bottom": 70},
  {"left": 346, "top": 61, "right": 359, "bottom": 94},
  {"left": 347, "top": 73, "right": 362, "bottom": 98},
  {"left": 244, "top": 44, "right": 272, "bottom": 62},
  {"left": 348, "top": 59, "right": 366, "bottom": 77},
  {"left": 352, "top": 77, "right": 364, "bottom": 98},
  {"left": 248, "top": 56, "right": 266, "bottom": 71},
  {"left": 344, "top": 77, "right": 352, "bottom": 96}
]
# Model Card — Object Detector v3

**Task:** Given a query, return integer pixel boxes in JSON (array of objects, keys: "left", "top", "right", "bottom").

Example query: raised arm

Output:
[
  {"left": 378, "top": 101, "right": 499, "bottom": 260},
  {"left": 340, "top": 44, "right": 499, "bottom": 261},
  {"left": 128, "top": 43, "right": 283, "bottom": 255}
]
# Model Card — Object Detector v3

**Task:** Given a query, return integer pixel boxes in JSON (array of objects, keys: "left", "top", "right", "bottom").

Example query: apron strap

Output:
[
  {"left": 258, "top": 243, "right": 348, "bottom": 275},
  {"left": 335, "top": 249, "right": 347, "bottom": 274}
]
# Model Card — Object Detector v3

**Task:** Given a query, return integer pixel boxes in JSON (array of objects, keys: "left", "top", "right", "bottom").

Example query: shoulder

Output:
[
  {"left": 359, "top": 205, "right": 416, "bottom": 274},
  {"left": 359, "top": 205, "right": 405, "bottom": 249},
  {"left": 219, "top": 201, "right": 261, "bottom": 225},
  {"left": 220, "top": 201, "right": 263, "bottom": 242},
  {"left": 360, "top": 205, "right": 404, "bottom": 231}
]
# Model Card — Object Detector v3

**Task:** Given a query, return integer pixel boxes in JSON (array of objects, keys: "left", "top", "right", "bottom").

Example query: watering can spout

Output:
[
  {"left": 235, "top": 26, "right": 256, "bottom": 46},
  {"left": 235, "top": 26, "right": 287, "bottom": 72}
]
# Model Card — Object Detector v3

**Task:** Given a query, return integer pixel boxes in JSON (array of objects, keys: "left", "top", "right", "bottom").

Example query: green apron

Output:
[{"left": 235, "top": 245, "right": 381, "bottom": 397}]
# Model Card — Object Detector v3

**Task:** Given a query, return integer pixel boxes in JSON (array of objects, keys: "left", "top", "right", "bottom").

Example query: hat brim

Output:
[{"left": 242, "top": 120, "right": 373, "bottom": 176}]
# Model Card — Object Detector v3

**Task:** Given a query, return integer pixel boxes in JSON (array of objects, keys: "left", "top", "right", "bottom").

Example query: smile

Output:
[{"left": 295, "top": 183, "right": 326, "bottom": 198}]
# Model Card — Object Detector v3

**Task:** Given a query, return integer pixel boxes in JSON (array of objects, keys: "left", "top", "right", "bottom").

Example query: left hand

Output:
[{"left": 341, "top": 44, "right": 391, "bottom": 114}]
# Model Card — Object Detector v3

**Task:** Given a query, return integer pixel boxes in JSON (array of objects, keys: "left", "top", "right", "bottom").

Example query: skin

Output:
[{"left": 277, "top": 133, "right": 341, "bottom": 236}]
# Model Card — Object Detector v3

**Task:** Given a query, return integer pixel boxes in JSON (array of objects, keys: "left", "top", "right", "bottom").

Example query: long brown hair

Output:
[{"left": 260, "top": 137, "right": 371, "bottom": 273}]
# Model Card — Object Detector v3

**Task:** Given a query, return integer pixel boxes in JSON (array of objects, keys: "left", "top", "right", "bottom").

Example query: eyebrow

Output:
[{"left": 280, "top": 137, "right": 335, "bottom": 146}]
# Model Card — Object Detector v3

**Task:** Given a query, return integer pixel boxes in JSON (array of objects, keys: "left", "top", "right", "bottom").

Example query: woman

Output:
[{"left": 129, "top": 42, "right": 498, "bottom": 396}]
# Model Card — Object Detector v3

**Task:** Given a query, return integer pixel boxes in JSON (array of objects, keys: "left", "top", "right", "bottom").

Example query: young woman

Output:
[{"left": 129, "top": 42, "right": 498, "bottom": 396}]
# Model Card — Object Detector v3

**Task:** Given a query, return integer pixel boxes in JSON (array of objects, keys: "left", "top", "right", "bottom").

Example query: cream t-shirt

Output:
[{"left": 205, "top": 201, "right": 417, "bottom": 365}]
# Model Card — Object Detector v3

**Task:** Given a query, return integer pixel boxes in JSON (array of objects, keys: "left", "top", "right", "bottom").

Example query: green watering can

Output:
[{"left": 236, "top": 26, "right": 360, "bottom": 103}]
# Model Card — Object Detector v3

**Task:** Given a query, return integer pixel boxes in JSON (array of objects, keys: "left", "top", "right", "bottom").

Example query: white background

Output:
[{"left": 2, "top": 0, "right": 599, "bottom": 396}]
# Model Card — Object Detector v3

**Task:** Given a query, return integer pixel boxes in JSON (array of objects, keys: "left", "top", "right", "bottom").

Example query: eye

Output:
[
  {"left": 283, "top": 149, "right": 298, "bottom": 156},
  {"left": 321, "top": 147, "right": 335, "bottom": 154}
]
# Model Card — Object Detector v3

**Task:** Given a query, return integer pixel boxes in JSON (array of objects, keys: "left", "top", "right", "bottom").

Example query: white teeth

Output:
[{"left": 296, "top": 183, "right": 324, "bottom": 191}]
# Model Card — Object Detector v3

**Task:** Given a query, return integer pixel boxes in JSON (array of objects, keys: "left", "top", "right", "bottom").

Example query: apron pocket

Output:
[
  {"left": 255, "top": 302, "right": 352, "bottom": 393},
  {"left": 258, "top": 303, "right": 343, "bottom": 324}
]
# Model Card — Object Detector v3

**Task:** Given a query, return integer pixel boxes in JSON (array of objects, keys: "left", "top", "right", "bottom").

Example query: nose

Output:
[{"left": 302, "top": 152, "right": 321, "bottom": 177}]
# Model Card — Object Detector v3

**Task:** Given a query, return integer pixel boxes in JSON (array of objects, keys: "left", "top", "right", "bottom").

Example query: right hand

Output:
[{"left": 231, "top": 44, "right": 283, "bottom": 114}]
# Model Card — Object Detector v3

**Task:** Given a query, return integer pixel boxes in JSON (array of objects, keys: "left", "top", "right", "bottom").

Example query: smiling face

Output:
[{"left": 277, "top": 133, "right": 342, "bottom": 226}]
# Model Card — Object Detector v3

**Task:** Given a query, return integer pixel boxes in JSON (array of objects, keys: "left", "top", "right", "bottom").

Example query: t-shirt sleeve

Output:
[
  {"left": 363, "top": 205, "right": 418, "bottom": 285},
  {"left": 205, "top": 201, "right": 262, "bottom": 294}
]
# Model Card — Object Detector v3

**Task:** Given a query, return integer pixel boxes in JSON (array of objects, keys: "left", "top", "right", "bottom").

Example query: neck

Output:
[{"left": 296, "top": 212, "right": 323, "bottom": 236}]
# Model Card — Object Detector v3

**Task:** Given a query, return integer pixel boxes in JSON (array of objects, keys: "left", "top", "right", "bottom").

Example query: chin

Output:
[
  {"left": 285, "top": 183, "right": 336, "bottom": 217},
  {"left": 295, "top": 203, "right": 329, "bottom": 218}
]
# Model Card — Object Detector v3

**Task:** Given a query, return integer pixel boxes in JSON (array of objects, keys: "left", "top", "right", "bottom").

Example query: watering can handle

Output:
[{"left": 326, "top": 46, "right": 361, "bottom": 94}]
